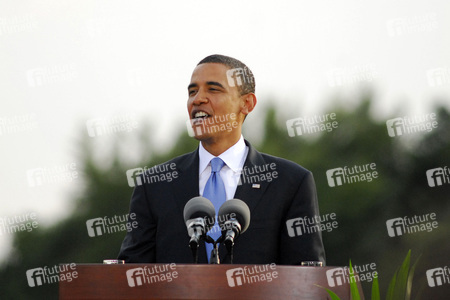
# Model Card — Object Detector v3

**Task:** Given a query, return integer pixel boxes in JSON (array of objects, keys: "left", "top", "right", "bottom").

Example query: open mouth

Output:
[{"left": 192, "top": 111, "right": 210, "bottom": 120}]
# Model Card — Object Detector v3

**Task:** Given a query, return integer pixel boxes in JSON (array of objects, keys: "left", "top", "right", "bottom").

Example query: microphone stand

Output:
[
  {"left": 187, "top": 219, "right": 207, "bottom": 264},
  {"left": 206, "top": 235, "right": 220, "bottom": 264},
  {"left": 224, "top": 238, "right": 234, "bottom": 264}
]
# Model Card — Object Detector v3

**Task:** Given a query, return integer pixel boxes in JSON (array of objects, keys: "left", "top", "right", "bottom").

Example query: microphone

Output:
[
  {"left": 217, "top": 199, "right": 251, "bottom": 258},
  {"left": 183, "top": 197, "right": 215, "bottom": 263}
]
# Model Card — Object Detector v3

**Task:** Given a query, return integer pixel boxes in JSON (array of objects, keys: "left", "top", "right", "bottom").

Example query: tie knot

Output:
[{"left": 210, "top": 157, "right": 225, "bottom": 173}]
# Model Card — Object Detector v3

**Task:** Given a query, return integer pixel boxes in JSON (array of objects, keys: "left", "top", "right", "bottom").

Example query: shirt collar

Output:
[{"left": 199, "top": 135, "right": 247, "bottom": 174}]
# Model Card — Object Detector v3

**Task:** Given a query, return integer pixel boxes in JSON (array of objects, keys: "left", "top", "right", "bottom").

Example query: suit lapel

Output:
[
  {"left": 170, "top": 148, "right": 209, "bottom": 263},
  {"left": 219, "top": 140, "right": 271, "bottom": 261},
  {"left": 233, "top": 140, "right": 270, "bottom": 212},
  {"left": 172, "top": 149, "right": 200, "bottom": 212},
  {"left": 175, "top": 141, "right": 271, "bottom": 263}
]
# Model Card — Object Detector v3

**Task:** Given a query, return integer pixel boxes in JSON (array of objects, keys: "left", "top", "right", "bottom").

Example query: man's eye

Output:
[{"left": 188, "top": 90, "right": 196, "bottom": 95}]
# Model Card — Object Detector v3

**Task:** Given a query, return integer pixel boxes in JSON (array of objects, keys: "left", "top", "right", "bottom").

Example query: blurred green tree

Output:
[{"left": 0, "top": 97, "right": 448, "bottom": 299}]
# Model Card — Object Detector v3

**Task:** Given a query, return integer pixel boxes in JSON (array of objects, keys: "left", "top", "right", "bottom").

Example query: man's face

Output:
[{"left": 187, "top": 63, "right": 244, "bottom": 141}]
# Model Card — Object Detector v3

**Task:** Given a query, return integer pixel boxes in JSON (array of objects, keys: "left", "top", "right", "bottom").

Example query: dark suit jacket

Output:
[{"left": 118, "top": 140, "right": 325, "bottom": 265}]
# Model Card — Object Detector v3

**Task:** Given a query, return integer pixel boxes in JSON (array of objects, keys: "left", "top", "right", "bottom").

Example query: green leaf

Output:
[
  {"left": 315, "top": 284, "right": 341, "bottom": 300},
  {"left": 349, "top": 260, "right": 361, "bottom": 300},
  {"left": 406, "top": 254, "right": 421, "bottom": 300},
  {"left": 393, "top": 250, "right": 411, "bottom": 300},
  {"left": 371, "top": 272, "right": 380, "bottom": 300},
  {"left": 386, "top": 270, "right": 397, "bottom": 300},
  {"left": 412, "top": 280, "right": 426, "bottom": 300}
]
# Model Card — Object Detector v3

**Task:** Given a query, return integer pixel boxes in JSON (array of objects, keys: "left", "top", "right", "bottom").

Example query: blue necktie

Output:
[{"left": 203, "top": 157, "right": 226, "bottom": 262}]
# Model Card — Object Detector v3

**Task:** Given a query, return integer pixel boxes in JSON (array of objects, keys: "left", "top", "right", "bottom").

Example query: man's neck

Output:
[{"left": 200, "top": 134, "right": 241, "bottom": 156}]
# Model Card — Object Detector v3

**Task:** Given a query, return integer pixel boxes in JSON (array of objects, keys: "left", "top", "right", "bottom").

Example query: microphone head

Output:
[
  {"left": 217, "top": 199, "right": 251, "bottom": 233},
  {"left": 183, "top": 196, "right": 216, "bottom": 226}
]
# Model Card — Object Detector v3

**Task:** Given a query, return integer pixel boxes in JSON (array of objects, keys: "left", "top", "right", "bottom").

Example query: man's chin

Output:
[{"left": 192, "top": 133, "right": 214, "bottom": 142}]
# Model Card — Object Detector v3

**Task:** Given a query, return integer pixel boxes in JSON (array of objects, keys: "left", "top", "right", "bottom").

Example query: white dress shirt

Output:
[{"left": 199, "top": 135, "right": 249, "bottom": 201}]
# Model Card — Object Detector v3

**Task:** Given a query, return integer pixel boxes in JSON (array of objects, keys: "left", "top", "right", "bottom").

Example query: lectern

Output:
[{"left": 59, "top": 264, "right": 363, "bottom": 300}]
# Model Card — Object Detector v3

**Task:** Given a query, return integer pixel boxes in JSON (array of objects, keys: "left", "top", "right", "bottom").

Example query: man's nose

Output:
[{"left": 192, "top": 89, "right": 209, "bottom": 105}]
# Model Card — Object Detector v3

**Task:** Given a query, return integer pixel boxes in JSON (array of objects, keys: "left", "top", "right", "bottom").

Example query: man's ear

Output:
[{"left": 240, "top": 93, "right": 257, "bottom": 116}]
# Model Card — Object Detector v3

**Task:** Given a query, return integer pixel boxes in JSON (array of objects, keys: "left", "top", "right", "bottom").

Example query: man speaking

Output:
[{"left": 118, "top": 54, "right": 325, "bottom": 265}]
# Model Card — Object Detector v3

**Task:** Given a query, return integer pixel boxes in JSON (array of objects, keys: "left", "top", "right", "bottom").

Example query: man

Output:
[{"left": 118, "top": 54, "right": 325, "bottom": 265}]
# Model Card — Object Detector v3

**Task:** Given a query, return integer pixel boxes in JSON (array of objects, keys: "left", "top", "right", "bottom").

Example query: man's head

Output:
[
  {"left": 187, "top": 54, "right": 257, "bottom": 147},
  {"left": 197, "top": 54, "right": 255, "bottom": 95}
]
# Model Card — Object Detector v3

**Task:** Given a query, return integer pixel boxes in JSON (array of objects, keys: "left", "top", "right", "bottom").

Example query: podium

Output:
[{"left": 59, "top": 264, "right": 363, "bottom": 300}]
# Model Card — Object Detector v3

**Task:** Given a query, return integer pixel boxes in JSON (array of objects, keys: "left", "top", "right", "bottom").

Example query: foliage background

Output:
[{"left": 0, "top": 94, "right": 449, "bottom": 299}]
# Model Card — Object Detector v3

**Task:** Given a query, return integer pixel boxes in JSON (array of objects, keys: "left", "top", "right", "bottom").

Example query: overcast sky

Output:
[{"left": 1, "top": 0, "right": 449, "bottom": 262}]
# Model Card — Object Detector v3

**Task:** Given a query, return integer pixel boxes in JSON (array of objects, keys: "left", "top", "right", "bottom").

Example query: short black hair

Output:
[{"left": 197, "top": 54, "right": 255, "bottom": 95}]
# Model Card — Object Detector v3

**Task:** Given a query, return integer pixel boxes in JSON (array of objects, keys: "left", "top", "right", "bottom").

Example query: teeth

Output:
[{"left": 194, "top": 111, "right": 209, "bottom": 118}]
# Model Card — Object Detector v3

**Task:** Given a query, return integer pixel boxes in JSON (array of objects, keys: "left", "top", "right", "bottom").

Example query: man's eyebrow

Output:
[
  {"left": 206, "top": 81, "right": 225, "bottom": 89},
  {"left": 188, "top": 81, "right": 226, "bottom": 90},
  {"left": 187, "top": 83, "right": 198, "bottom": 90}
]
